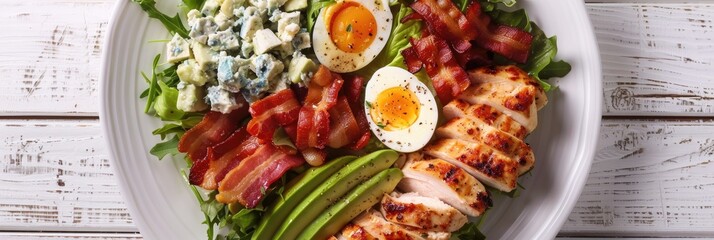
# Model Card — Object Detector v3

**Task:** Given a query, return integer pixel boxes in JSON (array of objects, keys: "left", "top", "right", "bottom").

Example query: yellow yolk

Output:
[
  {"left": 325, "top": 1, "right": 377, "bottom": 53},
  {"left": 370, "top": 87, "right": 420, "bottom": 131}
]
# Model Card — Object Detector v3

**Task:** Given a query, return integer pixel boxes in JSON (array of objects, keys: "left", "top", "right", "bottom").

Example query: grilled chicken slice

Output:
[
  {"left": 469, "top": 65, "right": 547, "bottom": 110},
  {"left": 423, "top": 138, "right": 519, "bottom": 192},
  {"left": 380, "top": 192, "right": 467, "bottom": 232},
  {"left": 335, "top": 223, "right": 378, "bottom": 240},
  {"left": 352, "top": 209, "right": 450, "bottom": 240},
  {"left": 443, "top": 99, "right": 528, "bottom": 139},
  {"left": 436, "top": 117, "right": 534, "bottom": 175},
  {"left": 458, "top": 80, "right": 539, "bottom": 132},
  {"left": 399, "top": 158, "right": 491, "bottom": 216}
]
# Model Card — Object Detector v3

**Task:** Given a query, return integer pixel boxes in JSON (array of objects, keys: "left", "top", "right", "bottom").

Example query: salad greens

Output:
[
  {"left": 480, "top": 3, "right": 571, "bottom": 91},
  {"left": 133, "top": 0, "right": 190, "bottom": 37},
  {"left": 133, "top": 0, "right": 571, "bottom": 238},
  {"left": 306, "top": 0, "right": 336, "bottom": 32},
  {"left": 356, "top": 4, "right": 423, "bottom": 77}
]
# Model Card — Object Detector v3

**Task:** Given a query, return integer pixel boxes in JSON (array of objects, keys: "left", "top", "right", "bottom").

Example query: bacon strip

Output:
[
  {"left": 328, "top": 96, "right": 361, "bottom": 148},
  {"left": 216, "top": 143, "right": 304, "bottom": 207},
  {"left": 456, "top": 46, "right": 492, "bottom": 70},
  {"left": 341, "top": 75, "right": 372, "bottom": 150},
  {"left": 409, "top": 0, "right": 476, "bottom": 53},
  {"left": 405, "top": 35, "right": 471, "bottom": 103},
  {"left": 296, "top": 66, "right": 343, "bottom": 150},
  {"left": 189, "top": 127, "right": 262, "bottom": 190},
  {"left": 178, "top": 105, "right": 248, "bottom": 162},
  {"left": 247, "top": 89, "right": 301, "bottom": 141},
  {"left": 465, "top": 2, "right": 533, "bottom": 63}
]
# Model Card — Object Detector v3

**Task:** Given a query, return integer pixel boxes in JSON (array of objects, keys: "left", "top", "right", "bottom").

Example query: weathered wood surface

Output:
[
  {"left": 0, "top": 233, "right": 141, "bottom": 240},
  {"left": 2, "top": 1, "right": 714, "bottom": 116},
  {"left": 562, "top": 119, "right": 714, "bottom": 237},
  {"left": 593, "top": 4, "right": 714, "bottom": 116},
  {"left": 0, "top": 0, "right": 113, "bottom": 116},
  {"left": 0, "top": 120, "right": 135, "bottom": 232}
]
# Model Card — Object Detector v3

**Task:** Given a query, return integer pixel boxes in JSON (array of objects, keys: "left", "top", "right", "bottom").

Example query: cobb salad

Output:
[{"left": 133, "top": 0, "right": 571, "bottom": 238}]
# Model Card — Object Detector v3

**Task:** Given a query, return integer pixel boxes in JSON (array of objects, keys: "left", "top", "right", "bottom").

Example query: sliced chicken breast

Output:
[
  {"left": 468, "top": 65, "right": 547, "bottom": 110},
  {"left": 352, "top": 209, "right": 451, "bottom": 240},
  {"left": 399, "top": 158, "right": 491, "bottom": 217},
  {"left": 380, "top": 192, "right": 467, "bottom": 232},
  {"left": 443, "top": 99, "right": 528, "bottom": 139},
  {"left": 423, "top": 138, "right": 519, "bottom": 192},
  {"left": 436, "top": 117, "right": 534, "bottom": 175},
  {"left": 335, "top": 223, "right": 378, "bottom": 240},
  {"left": 458, "top": 80, "right": 539, "bottom": 132}
]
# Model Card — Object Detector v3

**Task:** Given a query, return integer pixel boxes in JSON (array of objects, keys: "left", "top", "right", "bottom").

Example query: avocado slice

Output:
[
  {"left": 252, "top": 155, "right": 356, "bottom": 240},
  {"left": 273, "top": 150, "right": 399, "bottom": 240},
  {"left": 298, "top": 168, "right": 404, "bottom": 239},
  {"left": 282, "top": 0, "right": 308, "bottom": 11}
]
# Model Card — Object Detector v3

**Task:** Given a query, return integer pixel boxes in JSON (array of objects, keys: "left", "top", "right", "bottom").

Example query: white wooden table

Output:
[{"left": 2, "top": 0, "right": 714, "bottom": 239}]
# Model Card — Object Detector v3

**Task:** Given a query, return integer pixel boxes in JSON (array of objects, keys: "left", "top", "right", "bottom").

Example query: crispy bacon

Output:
[
  {"left": 409, "top": 0, "right": 475, "bottom": 53},
  {"left": 456, "top": 46, "right": 492, "bottom": 70},
  {"left": 465, "top": 2, "right": 533, "bottom": 63},
  {"left": 189, "top": 127, "right": 261, "bottom": 189},
  {"left": 402, "top": 47, "right": 423, "bottom": 73},
  {"left": 216, "top": 143, "right": 304, "bottom": 207},
  {"left": 247, "top": 89, "right": 301, "bottom": 141},
  {"left": 405, "top": 35, "right": 471, "bottom": 103},
  {"left": 328, "top": 96, "right": 361, "bottom": 148},
  {"left": 296, "top": 66, "right": 344, "bottom": 150},
  {"left": 178, "top": 106, "right": 248, "bottom": 162}
]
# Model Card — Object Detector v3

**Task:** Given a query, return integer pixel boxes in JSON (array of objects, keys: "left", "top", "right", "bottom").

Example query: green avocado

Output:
[
  {"left": 251, "top": 155, "right": 356, "bottom": 240},
  {"left": 273, "top": 149, "right": 399, "bottom": 240},
  {"left": 282, "top": 0, "right": 308, "bottom": 11},
  {"left": 298, "top": 168, "right": 403, "bottom": 240}
]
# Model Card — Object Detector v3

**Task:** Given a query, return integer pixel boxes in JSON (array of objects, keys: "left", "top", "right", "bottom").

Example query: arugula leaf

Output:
[
  {"left": 152, "top": 123, "right": 185, "bottom": 140},
  {"left": 132, "top": 0, "right": 189, "bottom": 37},
  {"left": 143, "top": 54, "right": 162, "bottom": 113},
  {"left": 307, "top": 0, "right": 336, "bottom": 32},
  {"left": 539, "top": 59, "right": 572, "bottom": 79},
  {"left": 452, "top": 222, "right": 487, "bottom": 240},
  {"left": 455, "top": 0, "right": 470, "bottom": 11},
  {"left": 150, "top": 135, "right": 180, "bottom": 159},
  {"left": 182, "top": 0, "right": 206, "bottom": 10},
  {"left": 490, "top": 9, "right": 531, "bottom": 32},
  {"left": 356, "top": 4, "right": 422, "bottom": 77}
]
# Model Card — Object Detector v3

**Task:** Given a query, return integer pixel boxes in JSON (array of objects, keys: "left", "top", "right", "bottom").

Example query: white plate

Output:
[{"left": 100, "top": 0, "right": 602, "bottom": 239}]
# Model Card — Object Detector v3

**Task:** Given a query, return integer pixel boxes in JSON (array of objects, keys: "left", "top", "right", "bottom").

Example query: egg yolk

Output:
[
  {"left": 370, "top": 87, "right": 420, "bottom": 131},
  {"left": 325, "top": 1, "right": 377, "bottom": 53}
]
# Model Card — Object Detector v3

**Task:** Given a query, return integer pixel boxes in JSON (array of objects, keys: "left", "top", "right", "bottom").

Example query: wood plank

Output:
[
  {"left": 591, "top": 4, "right": 714, "bottom": 116},
  {"left": 0, "top": 119, "right": 135, "bottom": 232},
  {"left": 562, "top": 119, "right": 714, "bottom": 237},
  {"left": 0, "top": 233, "right": 141, "bottom": 240},
  {"left": 0, "top": 0, "right": 113, "bottom": 116},
  {"left": 2, "top": 1, "right": 714, "bottom": 117}
]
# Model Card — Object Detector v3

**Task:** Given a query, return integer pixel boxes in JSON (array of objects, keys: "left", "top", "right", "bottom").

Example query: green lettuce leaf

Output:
[
  {"left": 132, "top": 0, "right": 189, "bottom": 38},
  {"left": 154, "top": 81, "right": 185, "bottom": 121},
  {"left": 452, "top": 222, "right": 487, "bottom": 240},
  {"left": 356, "top": 4, "right": 423, "bottom": 77},
  {"left": 487, "top": 0, "right": 516, "bottom": 7},
  {"left": 150, "top": 135, "right": 180, "bottom": 159},
  {"left": 182, "top": 0, "right": 206, "bottom": 10},
  {"left": 306, "top": 0, "right": 335, "bottom": 32}
]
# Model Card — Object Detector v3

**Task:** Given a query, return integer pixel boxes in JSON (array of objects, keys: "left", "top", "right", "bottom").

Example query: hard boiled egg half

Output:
[
  {"left": 313, "top": 0, "right": 392, "bottom": 73},
  {"left": 365, "top": 67, "right": 438, "bottom": 152}
]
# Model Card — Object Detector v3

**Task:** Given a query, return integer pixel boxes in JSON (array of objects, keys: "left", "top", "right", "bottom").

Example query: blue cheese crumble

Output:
[{"left": 167, "top": 0, "right": 315, "bottom": 113}]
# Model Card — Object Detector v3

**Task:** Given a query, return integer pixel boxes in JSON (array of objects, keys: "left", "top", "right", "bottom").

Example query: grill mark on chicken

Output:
[{"left": 503, "top": 87, "right": 535, "bottom": 112}]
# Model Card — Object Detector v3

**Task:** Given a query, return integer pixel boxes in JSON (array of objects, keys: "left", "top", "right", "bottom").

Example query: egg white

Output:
[
  {"left": 312, "top": 0, "right": 392, "bottom": 73},
  {"left": 364, "top": 67, "right": 438, "bottom": 152}
]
